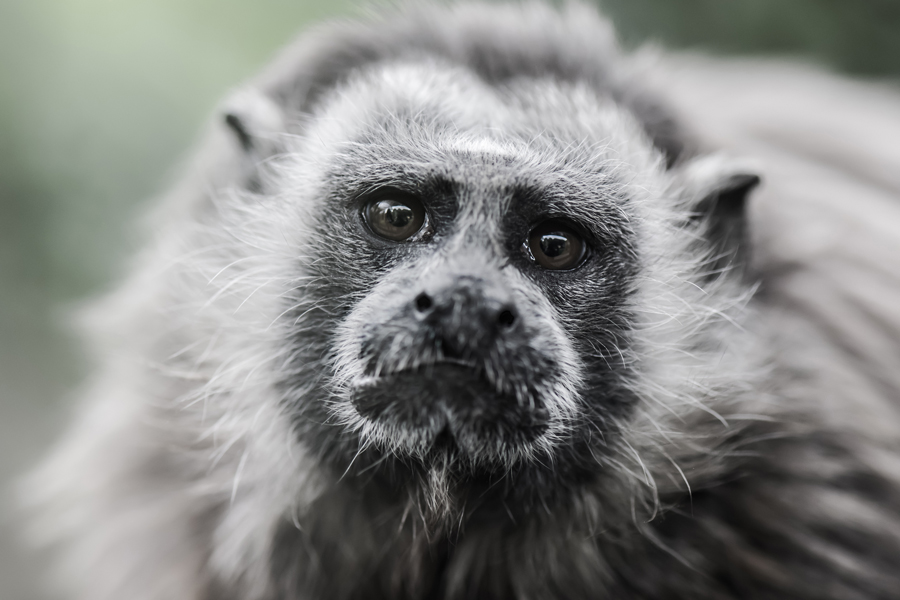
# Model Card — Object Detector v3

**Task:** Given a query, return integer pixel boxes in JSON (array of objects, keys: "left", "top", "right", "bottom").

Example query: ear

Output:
[
  {"left": 221, "top": 87, "right": 286, "bottom": 160},
  {"left": 674, "top": 155, "right": 761, "bottom": 278}
]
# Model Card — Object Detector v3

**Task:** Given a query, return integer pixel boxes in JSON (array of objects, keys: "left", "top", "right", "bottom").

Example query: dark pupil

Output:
[
  {"left": 540, "top": 233, "right": 570, "bottom": 258},
  {"left": 384, "top": 203, "right": 413, "bottom": 228}
]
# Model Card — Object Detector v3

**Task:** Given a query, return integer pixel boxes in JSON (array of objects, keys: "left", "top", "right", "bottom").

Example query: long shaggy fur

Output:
[{"left": 23, "top": 3, "right": 900, "bottom": 599}]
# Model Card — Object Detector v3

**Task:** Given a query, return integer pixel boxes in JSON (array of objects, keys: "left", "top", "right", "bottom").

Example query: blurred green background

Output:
[{"left": 1, "top": 0, "right": 898, "bottom": 597}]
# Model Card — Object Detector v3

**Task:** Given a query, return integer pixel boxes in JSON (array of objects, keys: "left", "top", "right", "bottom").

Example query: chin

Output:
[{"left": 351, "top": 364, "right": 551, "bottom": 460}]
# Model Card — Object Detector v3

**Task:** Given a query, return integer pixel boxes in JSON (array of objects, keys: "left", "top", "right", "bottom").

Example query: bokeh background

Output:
[{"left": 1, "top": 0, "right": 899, "bottom": 597}]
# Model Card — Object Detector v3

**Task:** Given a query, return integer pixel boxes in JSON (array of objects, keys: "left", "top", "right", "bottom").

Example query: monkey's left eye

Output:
[
  {"left": 363, "top": 193, "right": 427, "bottom": 242},
  {"left": 525, "top": 219, "right": 587, "bottom": 270}
]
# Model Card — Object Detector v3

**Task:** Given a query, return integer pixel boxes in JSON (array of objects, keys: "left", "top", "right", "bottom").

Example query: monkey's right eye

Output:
[{"left": 363, "top": 194, "right": 427, "bottom": 242}]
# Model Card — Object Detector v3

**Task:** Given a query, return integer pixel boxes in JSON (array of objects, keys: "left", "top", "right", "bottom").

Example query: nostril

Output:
[
  {"left": 497, "top": 308, "right": 516, "bottom": 328},
  {"left": 415, "top": 293, "right": 433, "bottom": 313}
]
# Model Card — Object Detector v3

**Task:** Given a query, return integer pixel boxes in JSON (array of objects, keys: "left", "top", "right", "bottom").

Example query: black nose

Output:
[
  {"left": 413, "top": 278, "right": 518, "bottom": 356},
  {"left": 414, "top": 291, "right": 516, "bottom": 328}
]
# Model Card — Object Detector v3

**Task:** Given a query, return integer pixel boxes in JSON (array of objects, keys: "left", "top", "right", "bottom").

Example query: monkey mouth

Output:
[{"left": 350, "top": 362, "right": 550, "bottom": 456}]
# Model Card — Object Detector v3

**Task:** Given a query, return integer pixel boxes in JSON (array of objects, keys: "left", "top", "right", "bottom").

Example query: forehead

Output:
[{"left": 299, "top": 60, "right": 663, "bottom": 217}]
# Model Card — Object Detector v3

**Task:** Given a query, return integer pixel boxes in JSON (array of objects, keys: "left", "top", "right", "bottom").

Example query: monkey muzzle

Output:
[{"left": 350, "top": 274, "right": 553, "bottom": 457}]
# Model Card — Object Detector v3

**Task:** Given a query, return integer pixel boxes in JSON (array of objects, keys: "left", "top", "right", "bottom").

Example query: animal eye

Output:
[
  {"left": 363, "top": 194, "right": 427, "bottom": 242},
  {"left": 526, "top": 219, "right": 587, "bottom": 270}
]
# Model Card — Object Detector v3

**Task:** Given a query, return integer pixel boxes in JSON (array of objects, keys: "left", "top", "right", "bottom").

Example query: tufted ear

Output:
[
  {"left": 675, "top": 155, "right": 761, "bottom": 278},
  {"left": 217, "top": 88, "right": 288, "bottom": 192},
  {"left": 222, "top": 87, "right": 287, "bottom": 160}
]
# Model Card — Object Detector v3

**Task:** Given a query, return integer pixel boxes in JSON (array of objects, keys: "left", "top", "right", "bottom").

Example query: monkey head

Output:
[{"left": 206, "top": 55, "right": 761, "bottom": 517}]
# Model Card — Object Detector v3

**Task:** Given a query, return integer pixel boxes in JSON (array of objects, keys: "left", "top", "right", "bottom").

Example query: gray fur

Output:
[{"left": 22, "top": 3, "right": 900, "bottom": 599}]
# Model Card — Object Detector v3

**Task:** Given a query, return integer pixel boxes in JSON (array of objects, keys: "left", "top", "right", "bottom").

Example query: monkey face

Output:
[
  {"left": 275, "top": 62, "right": 667, "bottom": 481},
  {"left": 338, "top": 203, "right": 585, "bottom": 466}
]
